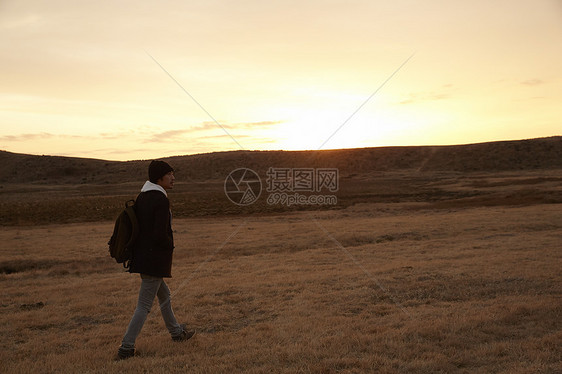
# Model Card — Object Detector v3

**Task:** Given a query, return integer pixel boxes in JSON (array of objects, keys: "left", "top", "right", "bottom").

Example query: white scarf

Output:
[{"left": 140, "top": 180, "right": 167, "bottom": 197}]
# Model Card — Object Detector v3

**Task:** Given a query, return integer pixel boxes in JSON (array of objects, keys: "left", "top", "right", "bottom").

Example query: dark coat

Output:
[{"left": 129, "top": 190, "right": 174, "bottom": 277}]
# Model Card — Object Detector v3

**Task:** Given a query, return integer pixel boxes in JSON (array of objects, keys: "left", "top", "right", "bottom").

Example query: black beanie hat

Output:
[{"left": 149, "top": 160, "right": 174, "bottom": 183}]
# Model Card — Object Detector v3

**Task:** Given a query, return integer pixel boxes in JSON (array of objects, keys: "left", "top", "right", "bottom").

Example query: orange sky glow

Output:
[{"left": 1, "top": 0, "right": 561, "bottom": 161}]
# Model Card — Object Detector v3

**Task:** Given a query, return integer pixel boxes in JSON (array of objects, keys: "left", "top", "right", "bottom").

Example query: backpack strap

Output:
[
  {"left": 123, "top": 199, "right": 138, "bottom": 269},
  {"left": 124, "top": 200, "right": 139, "bottom": 248}
]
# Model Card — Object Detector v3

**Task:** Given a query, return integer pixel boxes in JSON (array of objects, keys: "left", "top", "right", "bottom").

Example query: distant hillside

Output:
[{"left": 1, "top": 136, "right": 561, "bottom": 184}]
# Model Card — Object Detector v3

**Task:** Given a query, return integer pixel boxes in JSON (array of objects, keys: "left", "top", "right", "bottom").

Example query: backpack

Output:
[{"left": 108, "top": 199, "right": 139, "bottom": 268}]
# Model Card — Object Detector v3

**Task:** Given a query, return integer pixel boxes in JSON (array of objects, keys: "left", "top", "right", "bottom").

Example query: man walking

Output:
[{"left": 117, "top": 160, "right": 194, "bottom": 360}]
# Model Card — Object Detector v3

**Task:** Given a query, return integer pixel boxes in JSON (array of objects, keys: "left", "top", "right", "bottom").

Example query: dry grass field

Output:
[
  {"left": 1, "top": 197, "right": 560, "bottom": 373},
  {"left": 1, "top": 140, "right": 561, "bottom": 373}
]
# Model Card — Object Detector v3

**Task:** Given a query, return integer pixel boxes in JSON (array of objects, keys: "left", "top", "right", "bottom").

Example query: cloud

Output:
[
  {"left": 197, "top": 134, "right": 254, "bottom": 140},
  {"left": 398, "top": 84, "right": 454, "bottom": 105},
  {"left": 0, "top": 121, "right": 284, "bottom": 160},
  {"left": 142, "top": 126, "right": 236, "bottom": 143},
  {"left": 144, "top": 129, "right": 192, "bottom": 143},
  {"left": 520, "top": 79, "right": 544, "bottom": 86},
  {"left": 0, "top": 132, "right": 95, "bottom": 142},
  {"left": 234, "top": 120, "right": 284, "bottom": 128},
  {"left": 104, "top": 148, "right": 155, "bottom": 156},
  {"left": 399, "top": 92, "right": 451, "bottom": 105},
  {"left": 189, "top": 120, "right": 284, "bottom": 131},
  {"left": 143, "top": 120, "right": 284, "bottom": 143},
  {"left": 0, "top": 132, "right": 54, "bottom": 142},
  {"left": 1, "top": 131, "right": 133, "bottom": 143},
  {"left": 99, "top": 132, "right": 124, "bottom": 140}
]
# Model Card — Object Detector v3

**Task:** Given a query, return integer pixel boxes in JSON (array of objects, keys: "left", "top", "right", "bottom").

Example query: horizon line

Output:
[{"left": 1, "top": 135, "right": 560, "bottom": 163}]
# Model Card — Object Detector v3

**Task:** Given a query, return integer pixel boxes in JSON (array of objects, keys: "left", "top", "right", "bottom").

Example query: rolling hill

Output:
[{"left": 1, "top": 136, "right": 561, "bottom": 184}]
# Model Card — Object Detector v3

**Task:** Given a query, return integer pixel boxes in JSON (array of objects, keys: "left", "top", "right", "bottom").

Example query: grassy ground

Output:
[
  {"left": 1, "top": 202, "right": 560, "bottom": 373},
  {"left": 1, "top": 169, "right": 561, "bottom": 226}
]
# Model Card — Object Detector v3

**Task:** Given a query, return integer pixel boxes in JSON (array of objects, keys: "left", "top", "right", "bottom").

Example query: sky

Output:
[{"left": 1, "top": 0, "right": 561, "bottom": 161}]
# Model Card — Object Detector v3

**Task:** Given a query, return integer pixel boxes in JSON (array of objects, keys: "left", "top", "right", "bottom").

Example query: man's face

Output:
[{"left": 157, "top": 171, "right": 175, "bottom": 190}]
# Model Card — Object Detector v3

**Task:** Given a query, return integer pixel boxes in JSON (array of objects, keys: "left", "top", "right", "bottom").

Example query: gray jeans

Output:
[{"left": 121, "top": 274, "right": 182, "bottom": 348}]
